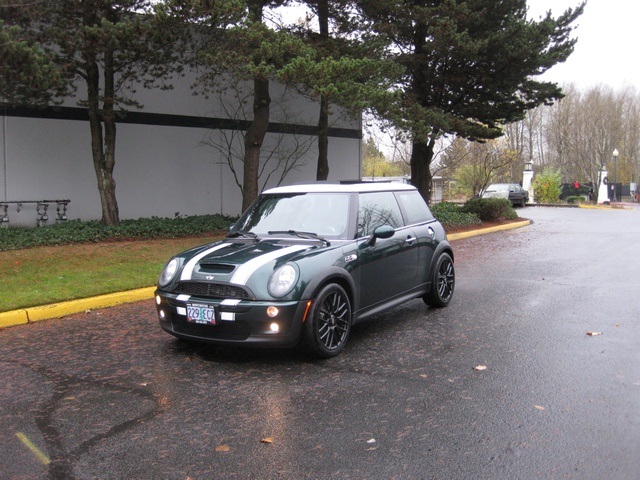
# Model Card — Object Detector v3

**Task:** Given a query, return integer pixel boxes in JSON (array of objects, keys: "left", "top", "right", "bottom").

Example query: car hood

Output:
[{"left": 177, "top": 239, "right": 318, "bottom": 284}]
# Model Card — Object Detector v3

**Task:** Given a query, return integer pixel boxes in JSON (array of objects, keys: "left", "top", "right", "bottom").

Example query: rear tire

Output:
[
  {"left": 303, "top": 284, "right": 352, "bottom": 358},
  {"left": 424, "top": 253, "right": 455, "bottom": 308}
]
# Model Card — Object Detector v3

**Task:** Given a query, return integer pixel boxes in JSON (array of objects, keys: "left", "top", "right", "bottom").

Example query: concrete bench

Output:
[{"left": 0, "top": 200, "right": 70, "bottom": 227}]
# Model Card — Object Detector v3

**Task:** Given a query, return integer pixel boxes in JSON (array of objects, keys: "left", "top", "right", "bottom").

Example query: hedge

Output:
[
  {"left": 461, "top": 198, "right": 518, "bottom": 222},
  {"left": 0, "top": 214, "right": 235, "bottom": 251}
]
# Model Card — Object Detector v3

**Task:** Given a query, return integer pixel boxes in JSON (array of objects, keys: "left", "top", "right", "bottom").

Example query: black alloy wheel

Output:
[
  {"left": 303, "top": 284, "right": 352, "bottom": 358},
  {"left": 424, "top": 252, "right": 455, "bottom": 308}
]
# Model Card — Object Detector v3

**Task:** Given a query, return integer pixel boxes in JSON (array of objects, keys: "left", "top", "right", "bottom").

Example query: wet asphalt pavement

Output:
[{"left": 1, "top": 205, "right": 639, "bottom": 480}]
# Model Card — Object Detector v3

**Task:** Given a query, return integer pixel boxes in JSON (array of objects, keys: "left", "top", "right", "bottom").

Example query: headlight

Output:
[
  {"left": 268, "top": 264, "right": 297, "bottom": 297},
  {"left": 159, "top": 258, "right": 180, "bottom": 287}
]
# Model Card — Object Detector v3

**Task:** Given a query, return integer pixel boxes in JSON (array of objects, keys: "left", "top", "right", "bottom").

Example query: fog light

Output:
[
  {"left": 159, "top": 310, "right": 165, "bottom": 319},
  {"left": 269, "top": 322, "right": 280, "bottom": 333},
  {"left": 266, "top": 306, "right": 279, "bottom": 318},
  {"left": 156, "top": 295, "right": 162, "bottom": 305}
]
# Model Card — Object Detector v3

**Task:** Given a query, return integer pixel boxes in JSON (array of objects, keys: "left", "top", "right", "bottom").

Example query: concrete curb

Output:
[
  {"left": 0, "top": 220, "right": 533, "bottom": 329},
  {"left": 447, "top": 219, "right": 531, "bottom": 241},
  {"left": 0, "top": 287, "right": 156, "bottom": 329},
  {"left": 578, "top": 204, "right": 630, "bottom": 210}
]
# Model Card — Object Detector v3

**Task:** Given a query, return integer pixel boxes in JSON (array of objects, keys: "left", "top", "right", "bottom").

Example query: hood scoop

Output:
[{"left": 197, "top": 263, "right": 236, "bottom": 274}]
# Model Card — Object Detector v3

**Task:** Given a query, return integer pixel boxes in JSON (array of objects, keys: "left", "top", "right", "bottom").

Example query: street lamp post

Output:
[
  {"left": 613, "top": 148, "right": 619, "bottom": 202},
  {"left": 522, "top": 160, "right": 534, "bottom": 203}
]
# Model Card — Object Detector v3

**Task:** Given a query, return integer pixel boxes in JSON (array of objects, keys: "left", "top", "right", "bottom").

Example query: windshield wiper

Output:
[
  {"left": 227, "top": 230, "right": 259, "bottom": 241},
  {"left": 267, "top": 230, "right": 329, "bottom": 245}
]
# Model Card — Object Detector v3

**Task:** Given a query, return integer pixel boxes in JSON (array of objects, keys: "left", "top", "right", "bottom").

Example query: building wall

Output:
[{"left": 0, "top": 78, "right": 362, "bottom": 226}]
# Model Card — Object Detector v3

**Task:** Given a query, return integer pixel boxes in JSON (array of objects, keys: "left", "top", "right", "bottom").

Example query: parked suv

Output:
[
  {"left": 481, "top": 183, "right": 528, "bottom": 207},
  {"left": 155, "top": 183, "right": 455, "bottom": 358}
]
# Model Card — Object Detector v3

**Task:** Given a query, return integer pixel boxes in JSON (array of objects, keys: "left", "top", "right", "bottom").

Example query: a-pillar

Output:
[{"left": 597, "top": 169, "right": 609, "bottom": 204}]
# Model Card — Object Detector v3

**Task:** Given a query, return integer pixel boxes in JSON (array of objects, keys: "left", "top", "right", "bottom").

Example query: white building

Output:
[{"left": 0, "top": 75, "right": 362, "bottom": 226}]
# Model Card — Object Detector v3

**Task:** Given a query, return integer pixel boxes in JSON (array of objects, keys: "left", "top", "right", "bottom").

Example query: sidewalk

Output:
[{"left": 0, "top": 220, "right": 532, "bottom": 329}]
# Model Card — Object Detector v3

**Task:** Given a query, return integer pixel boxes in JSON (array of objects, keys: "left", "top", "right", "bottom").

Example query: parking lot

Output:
[{"left": 1, "top": 205, "right": 639, "bottom": 479}]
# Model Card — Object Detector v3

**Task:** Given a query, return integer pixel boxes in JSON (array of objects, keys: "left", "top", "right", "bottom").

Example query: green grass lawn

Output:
[{"left": 0, "top": 235, "right": 222, "bottom": 312}]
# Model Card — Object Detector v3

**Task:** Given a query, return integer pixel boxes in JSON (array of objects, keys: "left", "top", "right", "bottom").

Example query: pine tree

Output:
[{"left": 358, "top": 0, "right": 585, "bottom": 203}]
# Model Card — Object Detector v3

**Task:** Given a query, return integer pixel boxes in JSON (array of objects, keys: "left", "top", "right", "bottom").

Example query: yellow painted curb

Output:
[
  {"left": 23, "top": 287, "right": 156, "bottom": 323},
  {"left": 1, "top": 286, "right": 156, "bottom": 329},
  {"left": 448, "top": 219, "right": 531, "bottom": 241},
  {"left": 578, "top": 204, "right": 628, "bottom": 210},
  {"left": 0, "top": 309, "right": 29, "bottom": 328}
]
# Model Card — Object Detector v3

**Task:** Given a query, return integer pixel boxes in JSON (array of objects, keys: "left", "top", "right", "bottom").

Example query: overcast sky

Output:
[{"left": 527, "top": 0, "right": 638, "bottom": 90}]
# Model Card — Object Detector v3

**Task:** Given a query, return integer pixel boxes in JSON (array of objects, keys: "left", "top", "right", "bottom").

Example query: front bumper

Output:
[{"left": 154, "top": 290, "right": 309, "bottom": 347}]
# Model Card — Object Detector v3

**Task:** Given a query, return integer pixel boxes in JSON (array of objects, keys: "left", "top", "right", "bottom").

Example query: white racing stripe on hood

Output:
[
  {"left": 231, "top": 244, "right": 309, "bottom": 285},
  {"left": 180, "top": 243, "right": 231, "bottom": 281}
]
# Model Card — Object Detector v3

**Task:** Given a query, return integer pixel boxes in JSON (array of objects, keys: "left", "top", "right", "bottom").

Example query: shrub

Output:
[
  {"left": 0, "top": 214, "right": 236, "bottom": 251},
  {"left": 461, "top": 197, "right": 518, "bottom": 222},
  {"left": 532, "top": 169, "right": 562, "bottom": 203},
  {"left": 430, "top": 202, "right": 482, "bottom": 229}
]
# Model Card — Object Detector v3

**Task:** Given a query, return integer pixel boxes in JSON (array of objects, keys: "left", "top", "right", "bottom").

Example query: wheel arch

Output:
[
  {"left": 429, "top": 241, "right": 455, "bottom": 281},
  {"left": 300, "top": 267, "right": 356, "bottom": 309}
]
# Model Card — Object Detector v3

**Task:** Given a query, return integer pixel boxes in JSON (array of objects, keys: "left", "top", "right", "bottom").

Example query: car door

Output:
[
  {"left": 510, "top": 184, "right": 526, "bottom": 205},
  {"left": 394, "top": 189, "right": 438, "bottom": 286},
  {"left": 356, "top": 191, "right": 419, "bottom": 310},
  {"left": 517, "top": 184, "right": 527, "bottom": 202}
]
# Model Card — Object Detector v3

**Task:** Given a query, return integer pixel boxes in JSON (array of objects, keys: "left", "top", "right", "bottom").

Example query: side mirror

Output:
[
  {"left": 373, "top": 225, "right": 395, "bottom": 239},
  {"left": 361, "top": 225, "right": 395, "bottom": 247}
]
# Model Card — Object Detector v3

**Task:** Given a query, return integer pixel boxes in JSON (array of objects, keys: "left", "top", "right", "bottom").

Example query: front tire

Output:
[
  {"left": 424, "top": 253, "right": 455, "bottom": 308},
  {"left": 303, "top": 284, "right": 352, "bottom": 358}
]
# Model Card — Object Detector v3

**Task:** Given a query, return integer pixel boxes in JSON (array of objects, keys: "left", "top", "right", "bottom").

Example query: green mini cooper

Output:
[{"left": 155, "top": 183, "right": 454, "bottom": 358}]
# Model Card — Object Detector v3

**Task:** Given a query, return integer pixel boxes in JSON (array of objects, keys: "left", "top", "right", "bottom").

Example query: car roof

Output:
[{"left": 263, "top": 182, "right": 417, "bottom": 195}]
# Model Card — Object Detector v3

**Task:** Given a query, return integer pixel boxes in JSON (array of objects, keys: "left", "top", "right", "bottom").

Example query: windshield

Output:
[
  {"left": 486, "top": 184, "right": 509, "bottom": 192},
  {"left": 232, "top": 193, "right": 351, "bottom": 239}
]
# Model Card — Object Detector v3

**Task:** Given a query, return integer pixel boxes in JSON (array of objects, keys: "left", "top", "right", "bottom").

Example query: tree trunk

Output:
[
  {"left": 315, "top": 0, "right": 330, "bottom": 181},
  {"left": 316, "top": 94, "right": 330, "bottom": 180},
  {"left": 242, "top": 76, "right": 270, "bottom": 212},
  {"left": 410, "top": 138, "right": 436, "bottom": 204},
  {"left": 86, "top": 51, "right": 120, "bottom": 225}
]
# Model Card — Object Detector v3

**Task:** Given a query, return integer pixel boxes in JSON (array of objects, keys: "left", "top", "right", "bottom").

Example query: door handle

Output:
[{"left": 406, "top": 235, "right": 417, "bottom": 245}]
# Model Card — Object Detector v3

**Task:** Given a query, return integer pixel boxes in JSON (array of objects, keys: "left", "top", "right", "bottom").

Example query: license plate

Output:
[{"left": 186, "top": 303, "right": 217, "bottom": 325}]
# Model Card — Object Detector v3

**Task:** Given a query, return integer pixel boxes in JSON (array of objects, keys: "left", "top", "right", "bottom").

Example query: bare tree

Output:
[
  {"left": 619, "top": 86, "right": 640, "bottom": 184},
  {"left": 442, "top": 137, "right": 518, "bottom": 196},
  {"left": 504, "top": 107, "right": 546, "bottom": 176},
  {"left": 497, "top": 83, "right": 640, "bottom": 199},
  {"left": 202, "top": 83, "right": 314, "bottom": 195},
  {"left": 544, "top": 84, "right": 579, "bottom": 176}
]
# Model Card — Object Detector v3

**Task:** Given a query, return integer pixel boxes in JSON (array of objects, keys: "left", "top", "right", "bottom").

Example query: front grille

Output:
[{"left": 174, "top": 281, "right": 252, "bottom": 300}]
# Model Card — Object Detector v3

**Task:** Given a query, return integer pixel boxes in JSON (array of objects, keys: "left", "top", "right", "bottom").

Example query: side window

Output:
[
  {"left": 395, "top": 190, "right": 434, "bottom": 225},
  {"left": 357, "top": 192, "right": 403, "bottom": 237}
]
